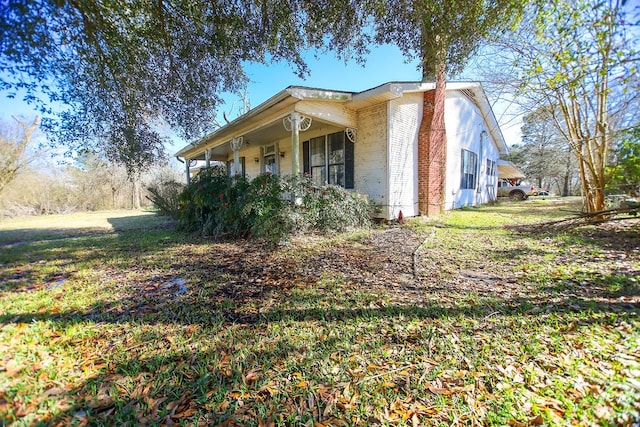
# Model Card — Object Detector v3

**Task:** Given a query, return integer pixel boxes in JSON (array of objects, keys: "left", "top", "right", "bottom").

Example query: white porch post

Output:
[
  {"left": 283, "top": 112, "right": 312, "bottom": 175},
  {"left": 291, "top": 113, "right": 301, "bottom": 175},
  {"left": 230, "top": 137, "right": 243, "bottom": 175},
  {"left": 205, "top": 149, "right": 211, "bottom": 168},
  {"left": 184, "top": 159, "right": 191, "bottom": 184}
]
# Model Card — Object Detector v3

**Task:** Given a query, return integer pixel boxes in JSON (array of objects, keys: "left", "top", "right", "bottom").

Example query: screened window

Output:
[
  {"left": 328, "top": 132, "right": 345, "bottom": 187},
  {"left": 310, "top": 136, "right": 326, "bottom": 186},
  {"left": 460, "top": 149, "right": 478, "bottom": 189},
  {"left": 303, "top": 132, "right": 354, "bottom": 189}
]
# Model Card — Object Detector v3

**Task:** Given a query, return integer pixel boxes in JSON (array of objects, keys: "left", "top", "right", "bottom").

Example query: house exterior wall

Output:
[
  {"left": 184, "top": 85, "right": 504, "bottom": 221},
  {"left": 242, "top": 145, "right": 263, "bottom": 177},
  {"left": 354, "top": 103, "right": 388, "bottom": 218},
  {"left": 443, "top": 91, "right": 500, "bottom": 210},
  {"left": 387, "top": 93, "right": 422, "bottom": 219}
]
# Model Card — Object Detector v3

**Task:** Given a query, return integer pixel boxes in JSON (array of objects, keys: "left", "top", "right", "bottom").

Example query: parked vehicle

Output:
[{"left": 497, "top": 179, "right": 538, "bottom": 201}]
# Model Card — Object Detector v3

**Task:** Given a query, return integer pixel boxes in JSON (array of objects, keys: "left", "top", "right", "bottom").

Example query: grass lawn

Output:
[{"left": 0, "top": 201, "right": 638, "bottom": 426}]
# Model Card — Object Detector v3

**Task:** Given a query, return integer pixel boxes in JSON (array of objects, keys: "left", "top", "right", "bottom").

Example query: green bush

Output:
[
  {"left": 178, "top": 169, "right": 371, "bottom": 242},
  {"left": 146, "top": 179, "right": 184, "bottom": 219}
]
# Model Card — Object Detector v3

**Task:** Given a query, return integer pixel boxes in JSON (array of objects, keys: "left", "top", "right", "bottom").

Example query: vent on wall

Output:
[{"left": 459, "top": 89, "right": 477, "bottom": 105}]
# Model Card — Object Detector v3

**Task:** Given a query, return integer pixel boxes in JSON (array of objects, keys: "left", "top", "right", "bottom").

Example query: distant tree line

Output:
[{"left": 0, "top": 117, "right": 181, "bottom": 216}]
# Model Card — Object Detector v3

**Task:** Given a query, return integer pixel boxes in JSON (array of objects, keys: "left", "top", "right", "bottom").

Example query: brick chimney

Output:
[{"left": 417, "top": 89, "right": 447, "bottom": 216}]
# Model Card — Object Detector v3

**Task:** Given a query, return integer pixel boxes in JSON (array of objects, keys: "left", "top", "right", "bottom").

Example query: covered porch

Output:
[{"left": 175, "top": 87, "right": 359, "bottom": 185}]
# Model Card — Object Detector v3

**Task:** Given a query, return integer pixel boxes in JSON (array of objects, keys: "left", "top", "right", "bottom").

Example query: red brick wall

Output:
[{"left": 417, "top": 89, "right": 447, "bottom": 216}]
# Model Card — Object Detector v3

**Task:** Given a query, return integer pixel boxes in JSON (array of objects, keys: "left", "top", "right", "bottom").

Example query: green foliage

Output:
[
  {"left": 367, "top": 0, "right": 525, "bottom": 78},
  {"left": 0, "top": 1, "right": 368, "bottom": 165},
  {"left": 146, "top": 180, "right": 184, "bottom": 219},
  {"left": 606, "top": 126, "right": 640, "bottom": 196},
  {"left": 178, "top": 169, "right": 371, "bottom": 242}
]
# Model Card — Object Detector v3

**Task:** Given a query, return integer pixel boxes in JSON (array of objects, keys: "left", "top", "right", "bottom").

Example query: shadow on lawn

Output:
[
  {"left": 2, "top": 278, "right": 638, "bottom": 425},
  {"left": 19, "top": 325, "right": 342, "bottom": 426},
  {"left": 0, "top": 215, "right": 182, "bottom": 294},
  {"left": 3, "top": 263, "right": 639, "bottom": 423},
  {"left": 0, "top": 212, "right": 175, "bottom": 247},
  {"left": 2, "top": 212, "right": 639, "bottom": 424},
  {"left": 3, "top": 271, "right": 638, "bottom": 327}
]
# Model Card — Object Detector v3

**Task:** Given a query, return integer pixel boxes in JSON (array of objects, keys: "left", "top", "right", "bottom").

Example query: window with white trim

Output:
[
  {"left": 460, "top": 149, "right": 478, "bottom": 189},
  {"left": 262, "top": 144, "right": 278, "bottom": 174}
]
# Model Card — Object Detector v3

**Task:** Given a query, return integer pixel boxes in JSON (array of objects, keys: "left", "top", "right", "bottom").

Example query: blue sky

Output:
[
  {"left": 0, "top": 44, "right": 522, "bottom": 153},
  {"left": 242, "top": 45, "right": 422, "bottom": 103}
]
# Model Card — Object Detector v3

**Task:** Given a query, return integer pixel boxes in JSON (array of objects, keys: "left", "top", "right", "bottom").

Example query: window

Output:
[
  {"left": 310, "top": 136, "right": 326, "bottom": 186},
  {"left": 460, "top": 149, "right": 478, "bottom": 189},
  {"left": 303, "top": 132, "right": 354, "bottom": 189},
  {"left": 486, "top": 159, "right": 496, "bottom": 177},
  {"left": 262, "top": 144, "right": 278, "bottom": 174}
]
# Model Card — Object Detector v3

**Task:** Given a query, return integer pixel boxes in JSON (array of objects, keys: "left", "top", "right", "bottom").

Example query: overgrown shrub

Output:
[
  {"left": 146, "top": 180, "right": 184, "bottom": 218},
  {"left": 178, "top": 169, "right": 371, "bottom": 242}
]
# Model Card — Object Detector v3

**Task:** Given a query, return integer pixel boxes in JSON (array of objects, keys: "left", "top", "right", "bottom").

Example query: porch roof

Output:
[
  {"left": 497, "top": 160, "right": 526, "bottom": 179},
  {"left": 175, "top": 86, "right": 355, "bottom": 161}
]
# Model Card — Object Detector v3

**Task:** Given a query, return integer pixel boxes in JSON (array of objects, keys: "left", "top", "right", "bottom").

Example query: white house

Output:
[{"left": 175, "top": 81, "right": 512, "bottom": 220}]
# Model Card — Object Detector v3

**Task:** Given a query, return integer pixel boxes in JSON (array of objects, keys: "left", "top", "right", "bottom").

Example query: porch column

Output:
[
  {"left": 205, "top": 149, "right": 211, "bottom": 168},
  {"left": 283, "top": 112, "right": 312, "bottom": 175},
  {"left": 184, "top": 158, "right": 191, "bottom": 185},
  {"left": 230, "top": 137, "right": 243, "bottom": 176}
]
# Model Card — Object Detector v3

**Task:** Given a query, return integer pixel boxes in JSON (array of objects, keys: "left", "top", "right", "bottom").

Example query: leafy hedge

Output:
[
  {"left": 146, "top": 179, "right": 184, "bottom": 219},
  {"left": 178, "top": 167, "right": 371, "bottom": 242}
]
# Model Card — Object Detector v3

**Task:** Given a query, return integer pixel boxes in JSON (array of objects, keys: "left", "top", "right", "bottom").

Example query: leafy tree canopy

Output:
[
  {"left": 366, "top": 0, "right": 524, "bottom": 79},
  {"left": 0, "top": 0, "right": 367, "bottom": 171},
  {"left": 607, "top": 125, "right": 640, "bottom": 196},
  {"left": 1, "top": 0, "right": 524, "bottom": 176},
  {"left": 489, "top": 0, "right": 639, "bottom": 212}
]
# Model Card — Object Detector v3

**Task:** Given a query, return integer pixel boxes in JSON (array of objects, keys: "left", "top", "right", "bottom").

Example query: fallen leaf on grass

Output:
[
  {"left": 164, "top": 391, "right": 196, "bottom": 422},
  {"left": 529, "top": 415, "right": 544, "bottom": 425},
  {"left": 243, "top": 368, "right": 261, "bottom": 387},
  {"left": 4, "top": 360, "right": 23, "bottom": 377},
  {"left": 43, "top": 387, "right": 66, "bottom": 398},
  {"left": 427, "top": 384, "right": 474, "bottom": 395},
  {"left": 257, "top": 383, "right": 278, "bottom": 397}
]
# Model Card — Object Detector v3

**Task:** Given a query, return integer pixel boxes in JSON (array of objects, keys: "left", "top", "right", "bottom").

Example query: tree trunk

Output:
[
  {"left": 131, "top": 178, "right": 141, "bottom": 210},
  {"left": 418, "top": 34, "right": 448, "bottom": 216},
  {"left": 562, "top": 173, "right": 570, "bottom": 197}
]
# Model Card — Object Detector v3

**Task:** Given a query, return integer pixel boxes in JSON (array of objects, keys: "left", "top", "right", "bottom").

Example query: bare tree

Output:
[
  {"left": 0, "top": 116, "right": 41, "bottom": 196},
  {"left": 486, "top": 0, "right": 639, "bottom": 213}
]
